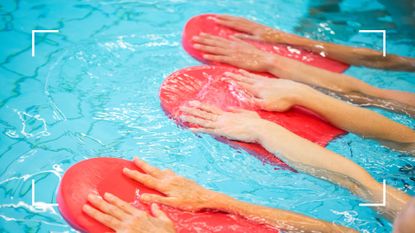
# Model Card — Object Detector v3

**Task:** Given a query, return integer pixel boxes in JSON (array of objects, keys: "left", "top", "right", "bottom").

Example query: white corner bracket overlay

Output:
[
  {"left": 31, "top": 179, "right": 58, "bottom": 207},
  {"left": 31, "top": 29, "right": 59, "bottom": 57},
  {"left": 359, "top": 179, "right": 387, "bottom": 207},
  {"left": 358, "top": 30, "right": 386, "bottom": 57}
]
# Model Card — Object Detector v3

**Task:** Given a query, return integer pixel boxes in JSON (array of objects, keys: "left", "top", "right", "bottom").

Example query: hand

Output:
[
  {"left": 214, "top": 14, "right": 288, "bottom": 43},
  {"left": 83, "top": 193, "right": 175, "bottom": 233},
  {"left": 226, "top": 70, "right": 310, "bottom": 112},
  {"left": 123, "top": 157, "right": 219, "bottom": 212},
  {"left": 180, "top": 101, "right": 266, "bottom": 143},
  {"left": 192, "top": 33, "right": 275, "bottom": 72}
]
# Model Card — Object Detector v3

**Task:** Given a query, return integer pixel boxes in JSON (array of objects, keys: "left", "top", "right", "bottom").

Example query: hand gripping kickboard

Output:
[
  {"left": 160, "top": 66, "right": 346, "bottom": 170},
  {"left": 57, "top": 157, "right": 280, "bottom": 233},
  {"left": 182, "top": 14, "right": 350, "bottom": 73}
]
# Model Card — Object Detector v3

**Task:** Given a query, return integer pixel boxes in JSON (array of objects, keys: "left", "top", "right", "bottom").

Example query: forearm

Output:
[
  {"left": 253, "top": 121, "right": 411, "bottom": 219},
  {"left": 206, "top": 192, "right": 355, "bottom": 233},
  {"left": 296, "top": 87, "right": 415, "bottom": 143},
  {"left": 334, "top": 90, "right": 415, "bottom": 117},
  {"left": 267, "top": 55, "right": 415, "bottom": 110},
  {"left": 264, "top": 31, "right": 415, "bottom": 71},
  {"left": 266, "top": 55, "right": 372, "bottom": 94}
]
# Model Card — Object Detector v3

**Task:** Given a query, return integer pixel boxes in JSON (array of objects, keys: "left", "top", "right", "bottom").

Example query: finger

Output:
[
  {"left": 151, "top": 203, "right": 172, "bottom": 223},
  {"left": 233, "top": 33, "right": 260, "bottom": 41},
  {"left": 133, "top": 157, "right": 163, "bottom": 177},
  {"left": 199, "top": 33, "right": 232, "bottom": 44},
  {"left": 123, "top": 168, "right": 164, "bottom": 191},
  {"left": 189, "top": 101, "right": 223, "bottom": 114},
  {"left": 83, "top": 204, "right": 121, "bottom": 230},
  {"left": 180, "top": 106, "right": 217, "bottom": 121},
  {"left": 193, "top": 44, "right": 229, "bottom": 55},
  {"left": 238, "top": 69, "right": 266, "bottom": 80},
  {"left": 224, "top": 72, "right": 255, "bottom": 84},
  {"left": 103, "top": 193, "right": 139, "bottom": 215},
  {"left": 203, "top": 54, "right": 232, "bottom": 63},
  {"left": 235, "top": 81, "right": 258, "bottom": 95},
  {"left": 180, "top": 115, "right": 214, "bottom": 128},
  {"left": 215, "top": 14, "right": 239, "bottom": 21},
  {"left": 87, "top": 194, "right": 128, "bottom": 220},
  {"left": 215, "top": 18, "right": 250, "bottom": 33},
  {"left": 227, "top": 107, "right": 257, "bottom": 115},
  {"left": 141, "top": 193, "right": 177, "bottom": 207},
  {"left": 192, "top": 36, "right": 229, "bottom": 49}
]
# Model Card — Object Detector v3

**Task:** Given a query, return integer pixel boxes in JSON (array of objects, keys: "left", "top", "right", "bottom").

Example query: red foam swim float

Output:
[
  {"left": 160, "top": 66, "right": 346, "bottom": 169},
  {"left": 182, "top": 14, "right": 350, "bottom": 73},
  {"left": 57, "top": 157, "right": 280, "bottom": 233}
]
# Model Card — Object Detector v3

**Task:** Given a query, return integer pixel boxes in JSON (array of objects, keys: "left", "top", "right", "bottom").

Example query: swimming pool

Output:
[{"left": 0, "top": 0, "right": 414, "bottom": 232}]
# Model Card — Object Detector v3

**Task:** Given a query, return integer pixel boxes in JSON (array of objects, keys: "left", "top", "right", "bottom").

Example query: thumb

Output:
[{"left": 233, "top": 33, "right": 260, "bottom": 41}]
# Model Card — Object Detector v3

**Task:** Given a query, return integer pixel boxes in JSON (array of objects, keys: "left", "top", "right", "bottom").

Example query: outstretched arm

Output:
[
  {"left": 214, "top": 14, "right": 415, "bottom": 71},
  {"left": 123, "top": 158, "right": 356, "bottom": 233},
  {"left": 226, "top": 70, "right": 415, "bottom": 153},
  {"left": 192, "top": 33, "right": 415, "bottom": 116},
  {"left": 180, "top": 102, "right": 411, "bottom": 220},
  {"left": 266, "top": 54, "right": 415, "bottom": 111}
]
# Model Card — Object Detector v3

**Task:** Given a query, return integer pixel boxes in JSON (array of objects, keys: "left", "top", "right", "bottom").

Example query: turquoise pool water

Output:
[{"left": 0, "top": 0, "right": 414, "bottom": 232}]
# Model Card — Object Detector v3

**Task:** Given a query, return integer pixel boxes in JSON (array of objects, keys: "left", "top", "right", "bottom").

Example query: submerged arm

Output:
[
  {"left": 267, "top": 33, "right": 415, "bottom": 71},
  {"left": 295, "top": 84, "right": 415, "bottom": 150},
  {"left": 254, "top": 120, "right": 411, "bottom": 220}
]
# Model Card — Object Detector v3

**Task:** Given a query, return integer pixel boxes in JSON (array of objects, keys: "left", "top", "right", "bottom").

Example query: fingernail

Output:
[
  {"left": 192, "top": 36, "right": 199, "bottom": 40},
  {"left": 202, "top": 54, "right": 209, "bottom": 58},
  {"left": 151, "top": 203, "right": 159, "bottom": 210},
  {"left": 200, "top": 32, "right": 206, "bottom": 36},
  {"left": 83, "top": 204, "right": 91, "bottom": 211},
  {"left": 123, "top": 167, "right": 131, "bottom": 173},
  {"left": 193, "top": 44, "right": 201, "bottom": 48}
]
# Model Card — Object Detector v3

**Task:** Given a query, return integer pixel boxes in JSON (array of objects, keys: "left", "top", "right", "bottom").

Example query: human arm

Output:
[
  {"left": 192, "top": 33, "right": 415, "bottom": 114},
  {"left": 226, "top": 70, "right": 415, "bottom": 152},
  {"left": 266, "top": 54, "right": 415, "bottom": 110},
  {"left": 179, "top": 102, "right": 411, "bottom": 220},
  {"left": 122, "top": 158, "right": 355, "bottom": 233},
  {"left": 214, "top": 14, "right": 415, "bottom": 71}
]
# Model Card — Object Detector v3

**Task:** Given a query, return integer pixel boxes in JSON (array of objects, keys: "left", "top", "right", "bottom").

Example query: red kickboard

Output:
[
  {"left": 183, "top": 14, "right": 350, "bottom": 73},
  {"left": 160, "top": 66, "right": 346, "bottom": 170},
  {"left": 57, "top": 157, "right": 279, "bottom": 233}
]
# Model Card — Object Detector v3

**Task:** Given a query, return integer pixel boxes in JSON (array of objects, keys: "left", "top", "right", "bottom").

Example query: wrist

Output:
[
  {"left": 200, "top": 191, "right": 234, "bottom": 209},
  {"left": 262, "top": 29, "right": 297, "bottom": 45},
  {"left": 292, "top": 86, "right": 321, "bottom": 108},
  {"left": 249, "top": 119, "right": 283, "bottom": 143},
  {"left": 265, "top": 55, "right": 292, "bottom": 78},
  {"left": 205, "top": 192, "right": 238, "bottom": 211}
]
